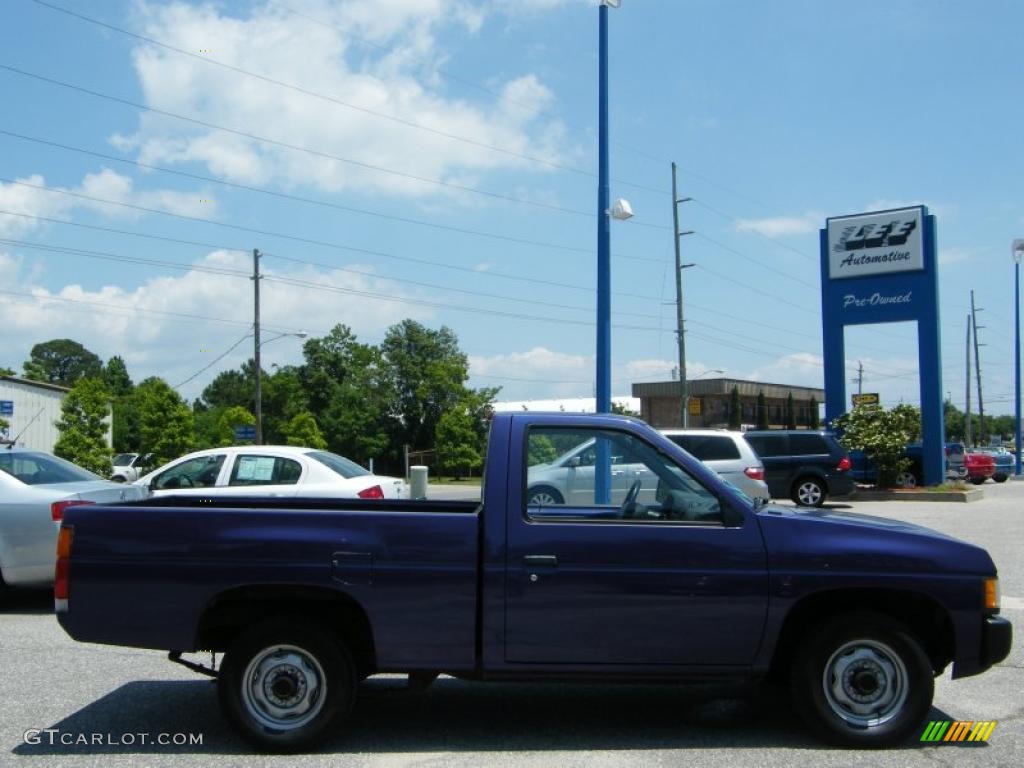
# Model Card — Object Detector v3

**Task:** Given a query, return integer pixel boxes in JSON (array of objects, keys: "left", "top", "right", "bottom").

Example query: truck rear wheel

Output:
[
  {"left": 218, "top": 618, "right": 355, "bottom": 752},
  {"left": 790, "top": 612, "right": 933, "bottom": 747}
]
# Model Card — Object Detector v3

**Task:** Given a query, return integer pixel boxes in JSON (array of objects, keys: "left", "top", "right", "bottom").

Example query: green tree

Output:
[
  {"left": 0, "top": 366, "right": 15, "bottom": 376},
  {"left": 611, "top": 401, "right": 640, "bottom": 417},
  {"left": 833, "top": 404, "right": 921, "bottom": 487},
  {"left": 201, "top": 367, "right": 252, "bottom": 411},
  {"left": 136, "top": 377, "right": 193, "bottom": 464},
  {"left": 216, "top": 406, "right": 255, "bottom": 446},
  {"left": 300, "top": 325, "right": 397, "bottom": 464},
  {"left": 784, "top": 392, "right": 797, "bottom": 430},
  {"left": 0, "top": 416, "right": 9, "bottom": 438},
  {"left": 381, "top": 320, "right": 471, "bottom": 457},
  {"left": 283, "top": 411, "right": 327, "bottom": 449},
  {"left": 728, "top": 386, "right": 741, "bottom": 429},
  {"left": 103, "top": 355, "right": 133, "bottom": 397},
  {"left": 23, "top": 339, "right": 103, "bottom": 387},
  {"left": 527, "top": 434, "right": 558, "bottom": 466},
  {"left": 53, "top": 377, "right": 111, "bottom": 476},
  {"left": 808, "top": 397, "right": 820, "bottom": 429},
  {"left": 756, "top": 390, "right": 769, "bottom": 429},
  {"left": 436, "top": 405, "right": 483, "bottom": 479}
]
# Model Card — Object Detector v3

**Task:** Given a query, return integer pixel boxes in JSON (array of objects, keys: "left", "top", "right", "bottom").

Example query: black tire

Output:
[
  {"left": 994, "top": 474, "right": 1008, "bottom": 483},
  {"left": 791, "top": 477, "right": 826, "bottom": 507},
  {"left": 218, "top": 617, "right": 355, "bottom": 753},
  {"left": 110, "top": 476, "right": 126, "bottom": 483},
  {"left": 970, "top": 477, "right": 987, "bottom": 485},
  {"left": 790, "top": 612, "right": 933, "bottom": 747},
  {"left": 527, "top": 485, "right": 564, "bottom": 506}
]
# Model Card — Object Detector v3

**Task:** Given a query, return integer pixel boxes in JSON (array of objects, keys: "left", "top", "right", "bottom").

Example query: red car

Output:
[{"left": 964, "top": 450, "right": 996, "bottom": 485}]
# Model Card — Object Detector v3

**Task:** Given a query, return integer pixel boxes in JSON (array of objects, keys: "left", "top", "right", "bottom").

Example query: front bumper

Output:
[{"left": 980, "top": 615, "right": 1012, "bottom": 668}]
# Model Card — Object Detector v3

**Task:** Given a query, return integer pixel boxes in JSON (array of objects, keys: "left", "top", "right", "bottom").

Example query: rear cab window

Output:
[{"left": 667, "top": 434, "right": 740, "bottom": 461}]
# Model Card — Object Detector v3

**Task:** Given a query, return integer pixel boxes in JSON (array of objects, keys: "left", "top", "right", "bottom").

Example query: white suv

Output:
[{"left": 660, "top": 429, "right": 770, "bottom": 502}]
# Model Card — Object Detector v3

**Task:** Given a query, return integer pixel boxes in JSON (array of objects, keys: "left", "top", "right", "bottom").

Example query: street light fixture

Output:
[
  {"left": 1014, "top": 240, "right": 1024, "bottom": 475},
  {"left": 254, "top": 330, "right": 307, "bottom": 445}
]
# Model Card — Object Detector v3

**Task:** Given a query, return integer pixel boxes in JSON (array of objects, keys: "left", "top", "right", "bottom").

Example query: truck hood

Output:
[{"left": 755, "top": 504, "right": 996, "bottom": 576}]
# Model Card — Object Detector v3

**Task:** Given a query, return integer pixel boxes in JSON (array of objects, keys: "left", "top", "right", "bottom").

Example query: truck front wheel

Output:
[
  {"left": 218, "top": 618, "right": 355, "bottom": 752},
  {"left": 790, "top": 612, "right": 933, "bottom": 747}
]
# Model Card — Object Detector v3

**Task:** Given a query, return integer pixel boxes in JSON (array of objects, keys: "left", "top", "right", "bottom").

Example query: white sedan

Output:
[
  {"left": 135, "top": 445, "right": 408, "bottom": 500},
  {"left": 0, "top": 449, "right": 147, "bottom": 590}
]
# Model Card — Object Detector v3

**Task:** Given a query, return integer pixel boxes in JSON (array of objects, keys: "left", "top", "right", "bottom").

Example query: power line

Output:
[
  {"left": 0, "top": 178, "right": 665, "bottom": 300},
  {"left": 0, "top": 127, "right": 661, "bottom": 260},
  {"left": 691, "top": 198, "right": 818, "bottom": 263},
  {"left": 174, "top": 331, "right": 252, "bottom": 388},
  {"left": 25, "top": 0, "right": 670, "bottom": 200}
]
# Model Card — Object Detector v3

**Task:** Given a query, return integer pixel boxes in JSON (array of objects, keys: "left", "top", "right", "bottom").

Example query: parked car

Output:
[
  {"left": 742, "top": 430, "right": 853, "bottom": 506},
  {"left": 979, "top": 449, "right": 1013, "bottom": 483},
  {"left": 0, "top": 448, "right": 147, "bottom": 590},
  {"left": 849, "top": 444, "right": 967, "bottom": 488},
  {"left": 134, "top": 446, "right": 408, "bottom": 500},
  {"left": 964, "top": 450, "right": 996, "bottom": 485},
  {"left": 110, "top": 452, "right": 154, "bottom": 483},
  {"left": 526, "top": 437, "right": 659, "bottom": 506},
  {"left": 660, "top": 429, "right": 769, "bottom": 502}
]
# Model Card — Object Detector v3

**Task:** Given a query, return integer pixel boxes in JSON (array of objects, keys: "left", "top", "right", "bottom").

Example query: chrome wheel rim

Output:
[
  {"left": 797, "top": 482, "right": 822, "bottom": 505},
  {"left": 242, "top": 644, "right": 326, "bottom": 731},
  {"left": 530, "top": 491, "right": 558, "bottom": 505},
  {"left": 822, "top": 639, "right": 908, "bottom": 728}
]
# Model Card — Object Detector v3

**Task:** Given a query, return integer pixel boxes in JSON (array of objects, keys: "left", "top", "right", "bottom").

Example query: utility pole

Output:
[
  {"left": 965, "top": 314, "right": 972, "bottom": 446},
  {"left": 253, "top": 248, "right": 263, "bottom": 445},
  {"left": 671, "top": 162, "right": 695, "bottom": 427},
  {"left": 852, "top": 361, "right": 864, "bottom": 397},
  {"left": 972, "top": 290, "right": 986, "bottom": 446}
]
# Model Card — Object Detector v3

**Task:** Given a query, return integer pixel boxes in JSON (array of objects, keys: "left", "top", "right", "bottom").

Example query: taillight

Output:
[
  {"left": 55, "top": 525, "right": 74, "bottom": 607},
  {"left": 51, "top": 499, "right": 94, "bottom": 521},
  {"left": 837, "top": 457, "right": 851, "bottom": 472},
  {"left": 744, "top": 467, "right": 764, "bottom": 481},
  {"left": 357, "top": 484, "right": 384, "bottom": 499}
]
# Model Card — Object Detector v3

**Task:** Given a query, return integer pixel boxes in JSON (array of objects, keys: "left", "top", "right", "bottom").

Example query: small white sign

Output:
[
  {"left": 827, "top": 207, "right": 924, "bottom": 280},
  {"left": 236, "top": 456, "right": 275, "bottom": 482}
]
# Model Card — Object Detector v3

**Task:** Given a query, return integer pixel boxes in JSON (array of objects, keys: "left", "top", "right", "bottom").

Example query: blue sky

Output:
[{"left": 2, "top": 0, "right": 1023, "bottom": 415}]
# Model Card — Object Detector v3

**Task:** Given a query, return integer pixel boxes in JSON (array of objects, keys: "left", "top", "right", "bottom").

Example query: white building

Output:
[{"left": 0, "top": 375, "right": 111, "bottom": 452}]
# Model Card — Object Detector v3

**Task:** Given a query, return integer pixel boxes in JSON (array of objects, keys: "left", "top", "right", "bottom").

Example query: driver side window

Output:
[
  {"left": 524, "top": 426, "right": 723, "bottom": 524},
  {"left": 154, "top": 455, "right": 226, "bottom": 490}
]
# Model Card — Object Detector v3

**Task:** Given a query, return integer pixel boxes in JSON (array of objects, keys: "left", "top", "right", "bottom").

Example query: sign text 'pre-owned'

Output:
[{"left": 827, "top": 207, "right": 924, "bottom": 280}]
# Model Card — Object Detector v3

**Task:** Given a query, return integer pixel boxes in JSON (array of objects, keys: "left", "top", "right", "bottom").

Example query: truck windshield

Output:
[{"left": 308, "top": 451, "right": 371, "bottom": 479}]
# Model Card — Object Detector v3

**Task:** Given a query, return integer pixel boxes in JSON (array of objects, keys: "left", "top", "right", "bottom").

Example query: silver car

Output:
[
  {"left": 0, "top": 449, "right": 147, "bottom": 590},
  {"left": 659, "top": 429, "right": 770, "bottom": 502}
]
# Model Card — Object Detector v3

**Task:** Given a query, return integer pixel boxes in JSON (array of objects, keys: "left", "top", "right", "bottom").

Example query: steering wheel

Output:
[{"left": 620, "top": 479, "right": 642, "bottom": 517}]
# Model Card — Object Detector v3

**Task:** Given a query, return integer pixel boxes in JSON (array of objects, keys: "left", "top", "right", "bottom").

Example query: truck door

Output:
[{"left": 505, "top": 424, "right": 768, "bottom": 667}]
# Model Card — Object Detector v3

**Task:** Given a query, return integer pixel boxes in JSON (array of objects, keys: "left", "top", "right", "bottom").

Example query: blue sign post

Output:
[
  {"left": 0, "top": 400, "right": 12, "bottom": 417},
  {"left": 821, "top": 206, "right": 945, "bottom": 485}
]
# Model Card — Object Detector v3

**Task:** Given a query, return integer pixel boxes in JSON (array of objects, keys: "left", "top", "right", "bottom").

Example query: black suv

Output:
[{"left": 742, "top": 430, "right": 853, "bottom": 506}]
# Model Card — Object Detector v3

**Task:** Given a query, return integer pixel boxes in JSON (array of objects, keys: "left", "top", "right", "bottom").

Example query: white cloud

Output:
[
  {"left": 734, "top": 214, "right": 819, "bottom": 238},
  {"left": 744, "top": 352, "right": 824, "bottom": 388},
  {"left": 0, "top": 170, "right": 214, "bottom": 237},
  {"left": 120, "top": 1, "right": 567, "bottom": 201},
  {"left": 939, "top": 247, "right": 974, "bottom": 265},
  {"left": 0, "top": 248, "right": 433, "bottom": 397}
]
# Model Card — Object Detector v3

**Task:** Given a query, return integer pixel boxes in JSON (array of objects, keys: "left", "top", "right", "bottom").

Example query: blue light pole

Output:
[
  {"left": 594, "top": 0, "right": 616, "bottom": 504},
  {"left": 1014, "top": 240, "right": 1024, "bottom": 475}
]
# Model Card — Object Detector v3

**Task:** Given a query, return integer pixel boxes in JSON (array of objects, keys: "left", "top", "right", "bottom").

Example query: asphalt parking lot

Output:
[{"left": 2, "top": 484, "right": 1021, "bottom": 768}]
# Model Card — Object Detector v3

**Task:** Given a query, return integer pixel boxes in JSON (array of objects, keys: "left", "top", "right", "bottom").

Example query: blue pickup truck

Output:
[{"left": 56, "top": 413, "right": 1010, "bottom": 751}]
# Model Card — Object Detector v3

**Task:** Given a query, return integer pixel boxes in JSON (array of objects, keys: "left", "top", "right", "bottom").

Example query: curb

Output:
[{"left": 852, "top": 489, "right": 984, "bottom": 503}]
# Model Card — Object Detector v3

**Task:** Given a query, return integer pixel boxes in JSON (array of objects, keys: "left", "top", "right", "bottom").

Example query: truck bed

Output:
[{"left": 60, "top": 497, "right": 481, "bottom": 671}]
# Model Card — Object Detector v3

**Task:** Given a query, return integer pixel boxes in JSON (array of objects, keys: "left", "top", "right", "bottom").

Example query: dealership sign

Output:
[
  {"left": 820, "top": 205, "right": 944, "bottom": 485},
  {"left": 827, "top": 207, "right": 924, "bottom": 280}
]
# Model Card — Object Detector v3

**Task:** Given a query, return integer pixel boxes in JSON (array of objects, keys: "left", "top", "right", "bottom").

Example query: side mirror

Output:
[{"left": 568, "top": 457, "right": 581, "bottom": 468}]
